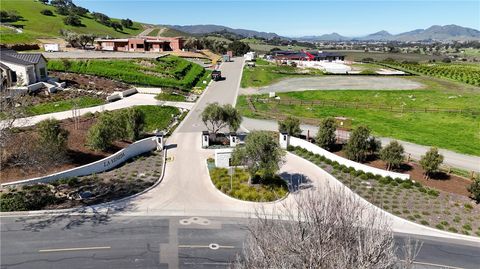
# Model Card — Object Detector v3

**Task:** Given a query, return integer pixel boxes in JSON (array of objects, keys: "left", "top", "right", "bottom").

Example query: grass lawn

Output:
[
  {"left": 327, "top": 50, "right": 443, "bottom": 62},
  {"left": 1, "top": 0, "right": 143, "bottom": 44},
  {"left": 238, "top": 76, "right": 480, "bottom": 156},
  {"left": 155, "top": 93, "right": 185, "bottom": 102},
  {"left": 208, "top": 163, "right": 288, "bottom": 202},
  {"left": 24, "top": 96, "right": 104, "bottom": 116},
  {"left": 48, "top": 56, "right": 205, "bottom": 90},
  {"left": 135, "top": 105, "right": 180, "bottom": 132},
  {"left": 290, "top": 146, "right": 480, "bottom": 237},
  {"left": 241, "top": 61, "right": 324, "bottom": 88}
]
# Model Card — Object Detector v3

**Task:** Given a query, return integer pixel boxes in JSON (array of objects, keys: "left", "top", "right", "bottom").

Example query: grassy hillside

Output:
[{"left": 0, "top": 0, "right": 144, "bottom": 44}]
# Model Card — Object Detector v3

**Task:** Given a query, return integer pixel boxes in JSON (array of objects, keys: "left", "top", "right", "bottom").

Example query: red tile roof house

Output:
[{"left": 94, "top": 36, "right": 184, "bottom": 52}]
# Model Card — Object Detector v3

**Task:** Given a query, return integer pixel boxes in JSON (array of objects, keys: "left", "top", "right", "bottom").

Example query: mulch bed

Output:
[
  {"left": 332, "top": 148, "right": 472, "bottom": 197},
  {"left": 50, "top": 71, "right": 130, "bottom": 93},
  {"left": 0, "top": 116, "right": 130, "bottom": 183}
]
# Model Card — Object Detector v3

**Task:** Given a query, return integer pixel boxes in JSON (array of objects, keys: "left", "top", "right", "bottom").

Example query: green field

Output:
[
  {"left": 48, "top": 56, "right": 206, "bottom": 90},
  {"left": 240, "top": 38, "right": 310, "bottom": 53},
  {"left": 26, "top": 96, "right": 104, "bottom": 116},
  {"left": 0, "top": 0, "right": 144, "bottom": 44},
  {"left": 134, "top": 105, "right": 180, "bottom": 132},
  {"left": 238, "top": 76, "right": 480, "bottom": 155},
  {"left": 241, "top": 60, "right": 324, "bottom": 88},
  {"left": 327, "top": 50, "right": 443, "bottom": 62}
]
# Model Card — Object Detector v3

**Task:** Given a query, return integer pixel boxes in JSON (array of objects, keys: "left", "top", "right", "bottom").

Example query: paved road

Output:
[
  {"left": 242, "top": 117, "right": 480, "bottom": 172},
  {"left": 1, "top": 215, "right": 479, "bottom": 269},
  {"left": 241, "top": 76, "right": 424, "bottom": 95},
  {"left": 1, "top": 94, "right": 194, "bottom": 129}
]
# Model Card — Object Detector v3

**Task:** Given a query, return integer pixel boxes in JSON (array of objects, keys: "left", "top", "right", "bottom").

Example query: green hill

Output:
[{"left": 0, "top": 0, "right": 145, "bottom": 44}]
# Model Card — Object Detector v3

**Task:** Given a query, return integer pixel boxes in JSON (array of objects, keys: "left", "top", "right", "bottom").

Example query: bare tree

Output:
[{"left": 234, "top": 187, "right": 422, "bottom": 269}]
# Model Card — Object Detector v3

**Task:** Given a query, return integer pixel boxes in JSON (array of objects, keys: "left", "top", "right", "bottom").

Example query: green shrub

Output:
[
  {"left": 420, "top": 220, "right": 429, "bottom": 225},
  {"left": 448, "top": 227, "right": 458, "bottom": 233},
  {"left": 467, "top": 178, "right": 480, "bottom": 202},
  {"left": 440, "top": 221, "right": 449, "bottom": 226},
  {"left": 453, "top": 216, "right": 462, "bottom": 223},
  {"left": 436, "top": 224, "right": 445, "bottom": 230},
  {"left": 359, "top": 174, "right": 369, "bottom": 180},
  {"left": 463, "top": 224, "right": 472, "bottom": 231}
]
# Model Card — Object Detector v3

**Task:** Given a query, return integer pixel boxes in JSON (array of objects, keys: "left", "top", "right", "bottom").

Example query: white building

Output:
[{"left": 0, "top": 49, "right": 48, "bottom": 88}]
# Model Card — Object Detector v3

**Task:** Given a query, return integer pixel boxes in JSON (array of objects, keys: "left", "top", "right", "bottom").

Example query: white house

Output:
[{"left": 0, "top": 49, "right": 48, "bottom": 88}]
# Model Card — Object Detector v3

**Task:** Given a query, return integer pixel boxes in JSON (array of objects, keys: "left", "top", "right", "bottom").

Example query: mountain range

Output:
[
  {"left": 296, "top": 25, "right": 480, "bottom": 42},
  {"left": 167, "top": 24, "right": 479, "bottom": 42}
]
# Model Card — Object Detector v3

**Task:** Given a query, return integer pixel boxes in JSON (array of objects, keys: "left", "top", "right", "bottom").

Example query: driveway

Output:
[
  {"left": 241, "top": 76, "right": 424, "bottom": 95},
  {"left": 242, "top": 117, "right": 480, "bottom": 172}
]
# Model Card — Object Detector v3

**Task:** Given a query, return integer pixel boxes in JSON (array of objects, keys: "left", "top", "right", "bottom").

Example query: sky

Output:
[{"left": 75, "top": 0, "right": 480, "bottom": 37}]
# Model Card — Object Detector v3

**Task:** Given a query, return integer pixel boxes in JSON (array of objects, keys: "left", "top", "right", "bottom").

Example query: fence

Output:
[
  {"left": 248, "top": 97, "right": 479, "bottom": 116},
  {"left": 1, "top": 137, "right": 160, "bottom": 187}
]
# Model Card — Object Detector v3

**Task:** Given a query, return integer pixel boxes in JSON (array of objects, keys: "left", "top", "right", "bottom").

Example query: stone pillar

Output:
[
  {"left": 201, "top": 131, "right": 210, "bottom": 148},
  {"left": 229, "top": 132, "right": 238, "bottom": 147},
  {"left": 156, "top": 131, "right": 164, "bottom": 151},
  {"left": 279, "top": 132, "right": 289, "bottom": 149}
]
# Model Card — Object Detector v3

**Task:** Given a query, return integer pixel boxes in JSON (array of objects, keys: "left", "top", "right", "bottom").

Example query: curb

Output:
[
  {"left": 287, "top": 151, "right": 480, "bottom": 243},
  {"left": 0, "top": 146, "right": 169, "bottom": 217},
  {"left": 204, "top": 160, "right": 289, "bottom": 205}
]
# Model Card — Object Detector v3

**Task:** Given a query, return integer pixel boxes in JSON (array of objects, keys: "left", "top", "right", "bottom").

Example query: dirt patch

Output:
[
  {"left": 50, "top": 71, "right": 130, "bottom": 93},
  {"left": 0, "top": 116, "right": 130, "bottom": 183},
  {"left": 333, "top": 149, "right": 472, "bottom": 197}
]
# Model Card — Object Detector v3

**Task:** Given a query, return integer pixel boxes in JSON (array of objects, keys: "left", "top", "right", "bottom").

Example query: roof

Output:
[{"left": 0, "top": 49, "right": 45, "bottom": 66}]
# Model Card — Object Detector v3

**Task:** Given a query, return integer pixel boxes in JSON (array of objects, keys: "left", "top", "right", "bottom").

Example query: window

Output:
[
  {"left": 283, "top": 135, "right": 287, "bottom": 141},
  {"left": 39, "top": 67, "right": 46, "bottom": 79},
  {"left": 204, "top": 136, "right": 208, "bottom": 142},
  {"left": 137, "top": 44, "right": 144, "bottom": 49},
  {"left": 131, "top": 44, "right": 134, "bottom": 48}
]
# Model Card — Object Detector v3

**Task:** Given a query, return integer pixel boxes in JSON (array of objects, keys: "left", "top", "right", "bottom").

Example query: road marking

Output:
[
  {"left": 38, "top": 246, "right": 111, "bottom": 253},
  {"left": 178, "top": 244, "right": 235, "bottom": 249}
]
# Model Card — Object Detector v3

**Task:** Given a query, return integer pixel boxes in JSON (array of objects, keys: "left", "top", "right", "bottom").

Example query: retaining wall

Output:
[
  {"left": 1, "top": 137, "right": 159, "bottom": 187},
  {"left": 289, "top": 137, "right": 410, "bottom": 180}
]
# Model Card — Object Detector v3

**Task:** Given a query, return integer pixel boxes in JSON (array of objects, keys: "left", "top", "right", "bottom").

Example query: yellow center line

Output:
[{"left": 38, "top": 246, "right": 111, "bottom": 253}]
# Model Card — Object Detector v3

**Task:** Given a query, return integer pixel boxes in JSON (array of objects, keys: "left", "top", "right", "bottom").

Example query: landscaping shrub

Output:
[{"left": 467, "top": 178, "right": 480, "bottom": 202}]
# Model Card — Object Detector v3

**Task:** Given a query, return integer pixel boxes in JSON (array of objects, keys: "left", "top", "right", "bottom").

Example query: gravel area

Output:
[{"left": 241, "top": 76, "right": 424, "bottom": 95}]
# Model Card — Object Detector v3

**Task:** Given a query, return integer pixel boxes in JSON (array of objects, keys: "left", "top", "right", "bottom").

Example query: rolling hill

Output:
[
  {"left": 166, "top": 24, "right": 280, "bottom": 39},
  {"left": 0, "top": 0, "right": 145, "bottom": 44}
]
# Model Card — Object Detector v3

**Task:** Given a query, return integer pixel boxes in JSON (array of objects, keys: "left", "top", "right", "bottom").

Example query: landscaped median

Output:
[
  {"left": 288, "top": 145, "right": 480, "bottom": 237},
  {"left": 207, "top": 159, "right": 288, "bottom": 202}
]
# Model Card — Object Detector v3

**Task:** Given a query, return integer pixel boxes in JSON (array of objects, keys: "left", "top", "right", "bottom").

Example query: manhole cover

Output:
[{"left": 209, "top": 243, "right": 220, "bottom": 250}]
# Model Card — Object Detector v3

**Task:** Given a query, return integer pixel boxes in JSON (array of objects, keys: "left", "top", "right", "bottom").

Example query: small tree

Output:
[
  {"left": 201, "top": 103, "right": 242, "bottom": 134},
  {"left": 467, "top": 178, "right": 480, "bottom": 203},
  {"left": 232, "top": 131, "right": 284, "bottom": 182},
  {"left": 123, "top": 107, "right": 145, "bottom": 141},
  {"left": 86, "top": 112, "right": 125, "bottom": 151},
  {"left": 345, "top": 125, "right": 371, "bottom": 162},
  {"left": 110, "top": 21, "right": 123, "bottom": 31},
  {"left": 40, "top": 9, "right": 54, "bottom": 16},
  {"left": 380, "top": 140, "right": 404, "bottom": 170},
  {"left": 367, "top": 136, "right": 382, "bottom": 156},
  {"left": 121, "top": 18, "right": 133, "bottom": 29},
  {"left": 278, "top": 116, "right": 301, "bottom": 137},
  {"left": 420, "top": 147, "right": 444, "bottom": 179},
  {"left": 315, "top": 117, "right": 336, "bottom": 150},
  {"left": 36, "top": 118, "right": 69, "bottom": 163},
  {"left": 63, "top": 14, "right": 82, "bottom": 26},
  {"left": 77, "top": 34, "right": 96, "bottom": 49},
  {"left": 227, "top": 40, "right": 251, "bottom": 56}
]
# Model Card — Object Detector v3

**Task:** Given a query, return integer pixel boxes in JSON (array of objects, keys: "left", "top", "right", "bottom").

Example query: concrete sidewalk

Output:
[
  {"left": 1, "top": 94, "right": 194, "bottom": 128},
  {"left": 242, "top": 117, "right": 480, "bottom": 172}
]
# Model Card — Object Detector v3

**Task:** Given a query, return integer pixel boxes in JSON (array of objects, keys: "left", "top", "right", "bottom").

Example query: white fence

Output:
[
  {"left": 1, "top": 137, "right": 159, "bottom": 187},
  {"left": 289, "top": 137, "right": 410, "bottom": 180}
]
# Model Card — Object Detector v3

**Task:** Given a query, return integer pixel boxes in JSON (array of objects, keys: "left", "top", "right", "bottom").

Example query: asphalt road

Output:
[
  {"left": 242, "top": 117, "right": 480, "bottom": 172},
  {"left": 1, "top": 215, "right": 479, "bottom": 269}
]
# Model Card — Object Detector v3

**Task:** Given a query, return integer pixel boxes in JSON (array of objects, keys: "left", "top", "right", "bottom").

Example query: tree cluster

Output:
[
  {"left": 227, "top": 40, "right": 251, "bottom": 56},
  {"left": 87, "top": 107, "right": 146, "bottom": 151},
  {"left": 183, "top": 37, "right": 228, "bottom": 54},
  {"left": 380, "top": 140, "right": 405, "bottom": 171},
  {"left": 40, "top": 9, "right": 54, "bottom": 16},
  {"left": 60, "top": 30, "right": 95, "bottom": 49},
  {"left": 0, "top": 10, "right": 21, "bottom": 23},
  {"left": 201, "top": 103, "right": 242, "bottom": 134},
  {"left": 91, "top": 12, "right": 123, "bottom": 31},
  {"left": 345, "top": 126, "right": 381, "bottom": 162}
]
